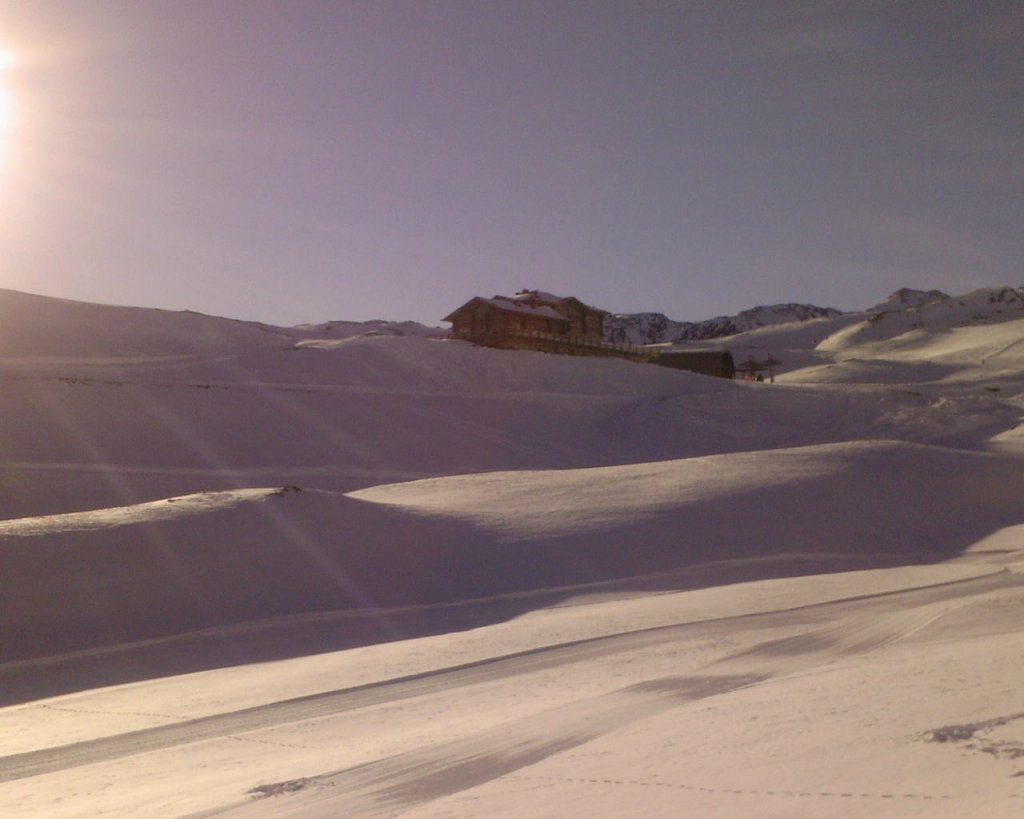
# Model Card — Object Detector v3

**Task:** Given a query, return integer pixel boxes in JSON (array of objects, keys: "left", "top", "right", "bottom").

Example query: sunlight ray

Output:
[
  {"left": 120, "top": 380, "right": 391, "bottom": 619},
  {"left": 0, "top": 48, "right": 13, "bottom": 174}
]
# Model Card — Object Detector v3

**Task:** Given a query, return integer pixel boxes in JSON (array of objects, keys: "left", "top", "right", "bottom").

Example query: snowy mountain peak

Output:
[
  {"left": 867, "top": 286, "right": 1024, "bottom": 319},
  {"left": 872, "top": 288, "right": 950, "bottom": 312},
  {"left": 605, "top": 303, "right": 841, "bottom": 345}
]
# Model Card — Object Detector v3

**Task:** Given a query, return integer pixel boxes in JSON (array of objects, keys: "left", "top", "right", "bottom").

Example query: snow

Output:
[
  {"left": 481, "top": 296, "right": 569, "bottom": 322},
  {"left": 0, "top": 286, "right": 1023, "bottom": 817},
  {"left": 509, "top": 290, "right": 567, "bottom": 305},
  {"left": 348, "top": 441, "right": 1024, "bottom": 549},
  {"left": 0, "top": 489, "right": 286, "bottom": 536}
]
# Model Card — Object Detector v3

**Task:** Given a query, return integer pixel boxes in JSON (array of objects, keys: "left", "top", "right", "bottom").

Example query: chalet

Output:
[
  {"left": 443, "top": 290, "right": 609, "bottom": 347},
  {"left": 444, "top": 290, "right": 735, "bottom": 377}
]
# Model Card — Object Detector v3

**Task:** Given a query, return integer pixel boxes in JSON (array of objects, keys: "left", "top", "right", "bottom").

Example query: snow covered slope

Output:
[
  {"left": 0, "top": 288, "right": 291, "bottom": 359},
  {"left": 786, "top": 286, "right": 1024, "bottom": 386},
  {"left": 1, "top": 285, "right": 1023, "bottom": 818},
  {"left": 350, "top": 440, "right": 1024, "bottom": 557},
  {"left": 674, "top": 285, "right": 1024, "bottom": 388}
]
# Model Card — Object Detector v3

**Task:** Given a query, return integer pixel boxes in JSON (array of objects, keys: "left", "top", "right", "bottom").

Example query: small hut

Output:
[{"left": 735, "top": 356, "right": 782, "bottom": 382}]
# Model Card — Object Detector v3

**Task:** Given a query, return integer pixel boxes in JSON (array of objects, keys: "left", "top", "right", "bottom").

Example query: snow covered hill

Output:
[
  {"left": 671, "top": 285, "right": 1024, "bottom": 385},
  {"left": 786, "top": 285, "right": 1024, "bottom": 386},
  {"left": 1, "top": 285, "right": 1023, "bottom": 818},
  {"left": 605, "top": 288, "right": 1024, "bottom": 381}
]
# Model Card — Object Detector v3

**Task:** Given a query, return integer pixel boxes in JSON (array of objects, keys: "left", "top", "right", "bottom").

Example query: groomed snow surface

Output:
[{"left": 1, "top": 286, "right": 1023, "bottom": 817}]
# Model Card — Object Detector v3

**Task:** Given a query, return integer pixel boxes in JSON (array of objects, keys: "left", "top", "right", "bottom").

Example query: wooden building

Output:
[
  {"left": 445, "top": 290, "right": 735, "bottom": 377},
  {"left": 443, "top": 290, "right": 611, "bottom": 349}
]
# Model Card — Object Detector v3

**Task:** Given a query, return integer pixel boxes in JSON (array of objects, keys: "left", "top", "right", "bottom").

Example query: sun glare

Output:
[{"left": 0, "top": 48, "right": 14, "bottom": 170}]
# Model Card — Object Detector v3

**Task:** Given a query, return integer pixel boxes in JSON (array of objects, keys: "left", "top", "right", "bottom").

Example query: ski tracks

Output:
[
  {"left": 201, "top": 574, "right": 1017, "bottom": 817},
  {"left": 3, "top": 568, "right": 1019, "bottom": 816}
]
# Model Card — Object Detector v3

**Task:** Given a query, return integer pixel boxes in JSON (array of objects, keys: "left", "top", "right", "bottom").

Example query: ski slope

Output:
[{"left": 0, "top": 286, "right": 1022, "bottom": 817}]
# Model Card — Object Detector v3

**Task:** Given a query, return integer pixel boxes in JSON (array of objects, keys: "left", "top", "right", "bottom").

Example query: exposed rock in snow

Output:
[{"left": 603, "top": 312, "right": 678, "bottom": 345}]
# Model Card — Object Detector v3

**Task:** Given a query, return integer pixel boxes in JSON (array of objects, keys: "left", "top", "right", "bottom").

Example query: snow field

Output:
[{"left": 0, "top": 286, "right": 1023, "bottom": 817}]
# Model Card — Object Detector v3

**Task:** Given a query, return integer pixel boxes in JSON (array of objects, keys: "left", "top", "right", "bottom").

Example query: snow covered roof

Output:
[
  {"left": 443, "top": 295, "right": 571, "bottom": 323},
  {"left": 510, "top": 290, "right": 566, "bottom": 304},
  {"left": 509, "top": 290, "right": 607, "bottom": 314},
  {"left": 484, "top": 296, "right": 569, "bottom": 321}
]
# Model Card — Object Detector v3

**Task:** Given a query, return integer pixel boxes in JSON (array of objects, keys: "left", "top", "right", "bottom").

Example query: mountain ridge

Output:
[
  {"left": 605, "top": 303, "right": 843, "bottom": 345},
  {"left": 603, "top": 286, "right": 1024, "bottom": 346}
]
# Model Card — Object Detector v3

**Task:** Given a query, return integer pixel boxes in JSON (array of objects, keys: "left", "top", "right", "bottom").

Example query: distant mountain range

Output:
[
  {"left": 604, "top": 303, "right": 844, "bottom": 345},
  {"left": 291, "top": 318, "right": 446, "bottom": 339},
  {"left": 298, "top": 286, "right": 1024, "bottom": 347},
  {"left": 604, "top": 287, "right": 1024, "bottom": 346}
]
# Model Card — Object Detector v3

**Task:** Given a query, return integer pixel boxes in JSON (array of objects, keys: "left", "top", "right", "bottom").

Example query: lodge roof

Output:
[
  {"left": 442, "top": 296, "right": 569, "bottom": 323},
  {"left": 443, "top": 290, "right": 607, "bottom": 324},
  {"left": 510, "top": 289, "right": 565, "bottom": 304}
]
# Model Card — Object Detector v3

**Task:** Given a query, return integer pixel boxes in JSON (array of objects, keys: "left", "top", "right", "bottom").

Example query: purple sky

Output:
[{"left": 0, "top": 1, "right": 1021, "bottom": 326}]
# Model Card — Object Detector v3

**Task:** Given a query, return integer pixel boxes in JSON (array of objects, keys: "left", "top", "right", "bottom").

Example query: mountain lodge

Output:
[
  {"left": 444, "top": 290, "right": 606, "bottom": 343},
  {"left": 444, "top": 289, "right": 736, "bottom": 377}
]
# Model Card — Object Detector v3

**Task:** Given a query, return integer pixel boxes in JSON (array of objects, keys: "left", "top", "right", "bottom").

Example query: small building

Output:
[
  {"left": 735, "top": 356, "right": 782, "bottom": 383},
  {"left": 443, "top": 290, "right": 610, "bottom": 349},
  {"left": 652, "top": 349, "right": 736, "bottom": 379}
]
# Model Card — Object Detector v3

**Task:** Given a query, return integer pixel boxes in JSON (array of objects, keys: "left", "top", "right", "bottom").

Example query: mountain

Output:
[
  {"left": 289, "top": 318, "right": 445, "bottom": 339},
  {"left": 867, "top": 284, "right": 1024, "bottom": 317},
  {"left": 870, "top": 287, "right": 950, "bottom": 311},
  {"left": 605, "top": 286, "right": 1024, "bottom": 348},
  {"left": 604, "top": 303, "right": 842, "bottom": 345},
  {"left": 702, "top": 285, "right": 1024, "bottom": 381},
  {"left": 810, "top": 285, "right": 1024, "bottom": 369}
]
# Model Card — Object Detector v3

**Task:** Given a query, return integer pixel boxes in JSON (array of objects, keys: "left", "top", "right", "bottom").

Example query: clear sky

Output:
[{"left": 0, "top": 1, "right": 1020, "bottom": 326}]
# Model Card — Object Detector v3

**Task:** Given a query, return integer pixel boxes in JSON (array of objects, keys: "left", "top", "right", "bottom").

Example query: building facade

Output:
[{"left": 443, "top": 290, "right": 609, "bottom": 348}]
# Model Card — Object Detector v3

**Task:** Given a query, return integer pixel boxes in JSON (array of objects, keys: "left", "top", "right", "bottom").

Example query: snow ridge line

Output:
[{"left": 0, "top": 488, "right": 283, "bottom": 536}]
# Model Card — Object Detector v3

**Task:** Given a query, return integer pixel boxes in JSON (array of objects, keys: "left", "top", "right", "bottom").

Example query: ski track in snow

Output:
[
  {"left": 1, "top": 569, "right": 1016, "bottom": 792},
  {"left": 190, "top": 569, "right": 1022, "bottom": 818}
]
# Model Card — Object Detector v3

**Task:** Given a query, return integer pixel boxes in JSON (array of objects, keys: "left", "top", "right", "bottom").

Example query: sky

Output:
[{"left": 0, "top": 1, "right": 1021, "bottom": 327}]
